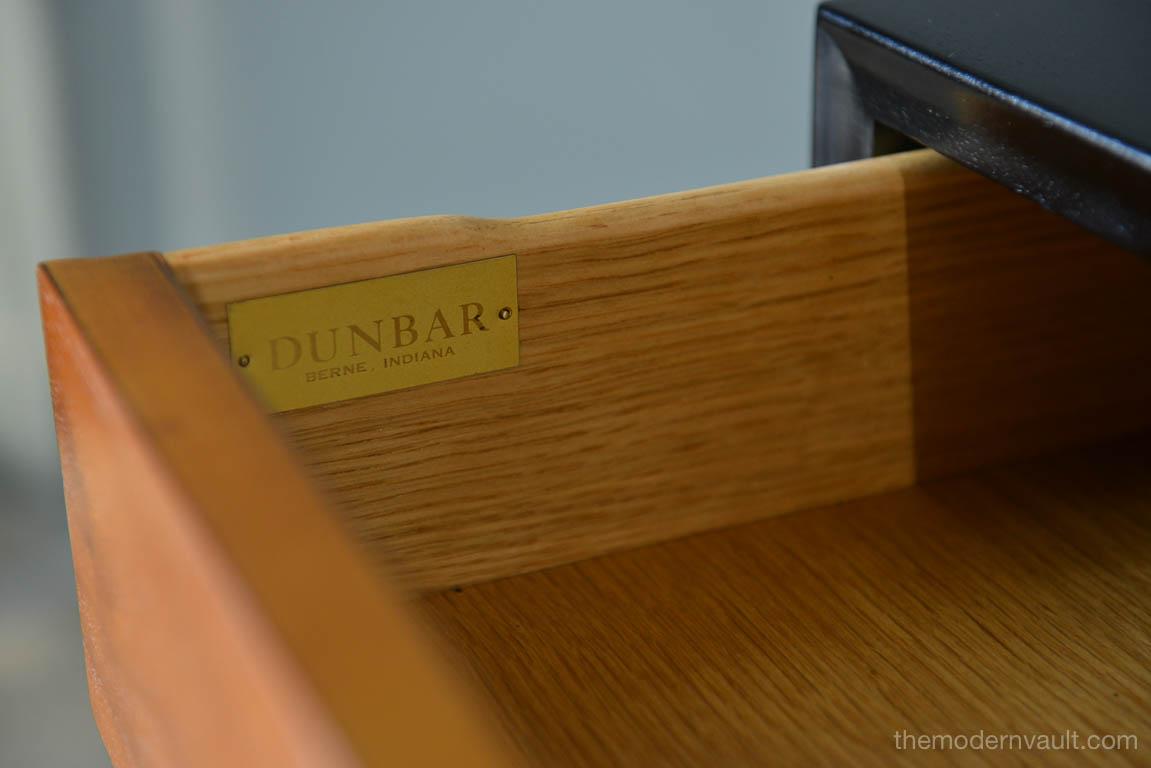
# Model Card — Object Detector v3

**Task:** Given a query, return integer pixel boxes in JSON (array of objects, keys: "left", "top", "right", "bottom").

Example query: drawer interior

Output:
[
  {"left": 420, "top": 434, "right": 1151, "bottom": 767},
  {"left": 165, "top": 150, "right": 1151, "bottom": 763},
  {"left": 163, "top": 149, "right": 1151, "bottom": 764},
  {"left": 46, "top": 149, "right": 1151, "bottom": 765}
]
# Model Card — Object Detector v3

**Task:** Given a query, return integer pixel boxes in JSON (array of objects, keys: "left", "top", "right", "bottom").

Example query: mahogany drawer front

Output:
[{"left": 41, "top": 150, "right": 1151, "bottom": 766}]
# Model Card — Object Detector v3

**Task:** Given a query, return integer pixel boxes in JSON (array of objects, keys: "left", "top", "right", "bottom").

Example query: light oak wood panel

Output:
[
  {"left": 40, "top": 255, "right": 514, "bottom": 768},
  {"left": 901, "top": 167, "right": 1151, "bottom": 478},
  {"left": 421, "top": 434, "right": 1151, "bottom": 767},
  {"left": 166, "top": 151, "right": 1151, "bottom": 592}
]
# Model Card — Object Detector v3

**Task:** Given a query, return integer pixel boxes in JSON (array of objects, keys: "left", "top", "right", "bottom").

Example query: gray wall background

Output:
[{"left": 1, "top": 1, "right": 821, "bottom": 763}]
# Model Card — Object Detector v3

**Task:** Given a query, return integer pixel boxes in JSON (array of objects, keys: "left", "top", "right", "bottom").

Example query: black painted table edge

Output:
[{"left": 813, "top": 2, "right": 1151, "bottom": 253}]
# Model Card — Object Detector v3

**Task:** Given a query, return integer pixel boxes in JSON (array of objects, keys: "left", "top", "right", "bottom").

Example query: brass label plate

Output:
[{"left": 227, "top": 255, "right": 519, "bottom": 412}]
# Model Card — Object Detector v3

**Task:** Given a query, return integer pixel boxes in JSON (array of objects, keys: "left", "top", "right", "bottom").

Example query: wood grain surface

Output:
[
  {"left": 421, "top": 433, "right": 1151, "bottom": 767},
  {"left": 40, "top": 255, "right": 515, "bottom": 768},
  {"left": 166, "top": 151, "right": 1151, "bottom": 592},
  {"left": 42, "top": 153, "right": 1151, "bottom": 768}
]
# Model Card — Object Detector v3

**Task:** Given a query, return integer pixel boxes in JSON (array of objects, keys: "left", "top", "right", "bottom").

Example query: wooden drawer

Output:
[{"left": 40, "top": 150, "right": 1151, "bottom": 766}]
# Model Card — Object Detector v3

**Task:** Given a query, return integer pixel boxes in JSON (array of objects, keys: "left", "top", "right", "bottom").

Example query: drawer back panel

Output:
[{"left": 167, "top": 151, "right": 1151, "bottom": 591}]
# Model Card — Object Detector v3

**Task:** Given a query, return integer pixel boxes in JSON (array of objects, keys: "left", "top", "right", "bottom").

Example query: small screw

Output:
[
  {"left": 238, "top": 354, "right": 250, "bottom": 367},
  {"left": 498, "top": 307, "right": 513, "bottom": 320}
]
